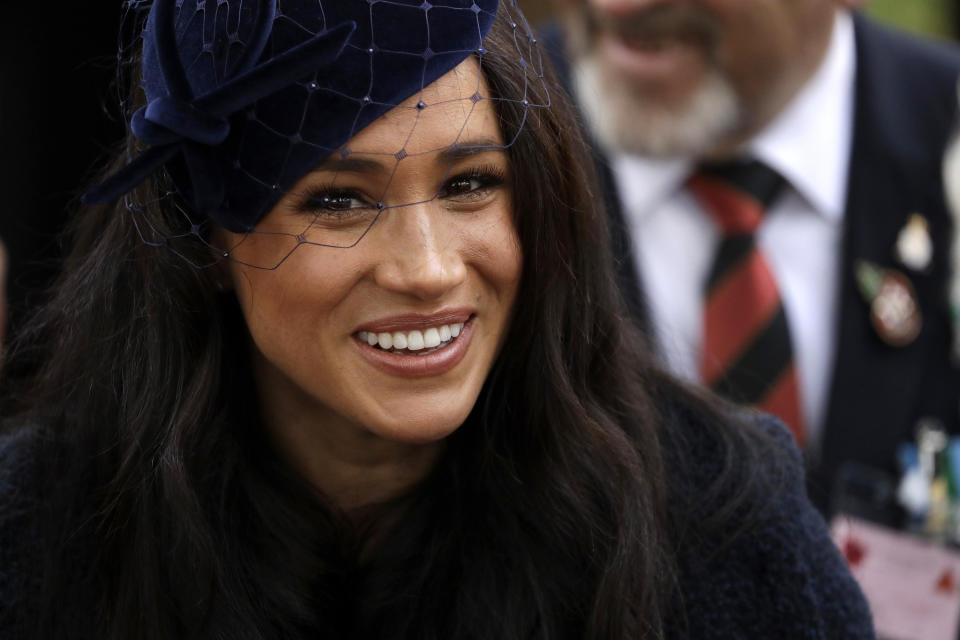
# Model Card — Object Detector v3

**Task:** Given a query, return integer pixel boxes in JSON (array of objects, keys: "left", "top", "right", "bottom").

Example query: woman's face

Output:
[{"left": 220, "top": 60, "right": 522, "bottom": 446}]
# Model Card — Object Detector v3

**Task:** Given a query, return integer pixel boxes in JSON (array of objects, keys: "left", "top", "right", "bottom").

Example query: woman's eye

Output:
[
  {"left": 440, "top": 169, "right": 506, "bottom": 201},
  {"left": 301, "top": 189, "right": 371, "bottom": 212},
  {"left": 444, "top": 176, "right": 486, "bottom": 196}
]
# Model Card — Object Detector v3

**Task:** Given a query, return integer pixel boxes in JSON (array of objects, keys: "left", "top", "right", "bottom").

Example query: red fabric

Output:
[
  {"left": 761, "top": 367, "right": 805, "bottom": 445},
  {"left": 691, "top": 174, "right": 806, "bottom": 444},
  {"left": 688, "top": 174, "right": 764, "bottom": 234},
  {"left": 700, "top": 251, "right": 780, "bottom": 385}
]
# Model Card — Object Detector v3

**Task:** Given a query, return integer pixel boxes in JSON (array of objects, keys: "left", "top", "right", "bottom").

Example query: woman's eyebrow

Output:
[
  {"left": 313, "top": 154, "right": 389, "bottom": 174},
  {"left": 311, "top": 138, "right": 506, "bottom": 175},
  {"left": 435, "top": 137, "right": 507, "bottom": 165}
]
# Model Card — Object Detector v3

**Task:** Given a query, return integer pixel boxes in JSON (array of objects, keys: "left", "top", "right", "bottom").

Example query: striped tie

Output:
[{"left": 688, "top": 160, "right": 805, "bottom": 444}]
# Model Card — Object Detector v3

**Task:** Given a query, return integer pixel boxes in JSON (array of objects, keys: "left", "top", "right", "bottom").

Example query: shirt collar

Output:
[
  {"left": 609, "top": 10, "right": 856, "bottom": 224},
  {"left": 608, "top": 154, "right": 692, "bottom": 221},
  {"left": 749, "top": 10, "right": 856, "bottom": 223}
]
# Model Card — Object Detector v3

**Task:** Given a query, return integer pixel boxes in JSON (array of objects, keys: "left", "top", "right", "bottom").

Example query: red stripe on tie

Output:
[
  {"left": 759, "top": 366, "right": 805, "bottom": 445},
  {"left": 700, "top": 251, "right": 780, "bottom": 385},
  {"left": 689, "top": 161, "right": 806, "bottom": 445},
  {"left": 688, "top": 174, "right": 764, "bottom": 234}
]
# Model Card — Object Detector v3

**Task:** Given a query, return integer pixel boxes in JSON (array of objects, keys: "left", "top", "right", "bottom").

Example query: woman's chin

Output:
[{"left": 359, "top": 402, "right": 475, "bottom": 445}]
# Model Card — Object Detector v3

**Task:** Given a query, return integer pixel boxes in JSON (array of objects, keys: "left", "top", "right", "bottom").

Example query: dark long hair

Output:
[{"left": 2, "top": 9, "right": 780, "bottom": 640}]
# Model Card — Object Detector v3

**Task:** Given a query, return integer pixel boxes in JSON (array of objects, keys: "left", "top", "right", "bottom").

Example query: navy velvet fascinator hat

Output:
[{"left": 85, "top": 0, "right": 547, "bottom": 268}]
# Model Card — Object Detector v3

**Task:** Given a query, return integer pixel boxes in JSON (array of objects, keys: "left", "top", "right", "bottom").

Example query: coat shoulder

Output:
[
  {"left": 854, "top": 13, "right": 960, "bottom": 160},
  {"left": 659, "top": 400, "right": 876, "bottom": 639},
  {"left": 0, "top": 424, "right": 42, "bottom": 636}
]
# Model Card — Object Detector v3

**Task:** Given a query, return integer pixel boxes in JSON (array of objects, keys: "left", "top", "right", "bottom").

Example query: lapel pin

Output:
[
  {"left": 856, "top": 260, "right": 923, "bottom": 348},
  {"left": 895, "top": 213, "right": 933, "bottom": 272}
]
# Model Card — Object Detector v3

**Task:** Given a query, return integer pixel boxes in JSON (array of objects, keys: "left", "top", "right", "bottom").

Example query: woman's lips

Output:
[
  {"left": 355, "top": 308, "right": 473, "bottom": 334},
  {"left": 353, "top": 316, "right": 475, "bottom": 378}
]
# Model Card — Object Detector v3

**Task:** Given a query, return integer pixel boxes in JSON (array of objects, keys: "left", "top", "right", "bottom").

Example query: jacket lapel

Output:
[{"left": 813, "top": 14, "right": 960, "bottom": 510}]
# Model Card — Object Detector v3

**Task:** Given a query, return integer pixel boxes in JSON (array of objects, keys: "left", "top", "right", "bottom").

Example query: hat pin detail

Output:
[
  {"left": 856, "top": 260, "right": 922, "bottom": 348},
  {"left": 895, "top": 213, "right": 934, "bottom": 272}
]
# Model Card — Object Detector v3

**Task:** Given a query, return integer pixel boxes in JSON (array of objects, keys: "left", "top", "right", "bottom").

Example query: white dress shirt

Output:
[{"left": 609, "top": 12, "right": 857, "bottom": 451}]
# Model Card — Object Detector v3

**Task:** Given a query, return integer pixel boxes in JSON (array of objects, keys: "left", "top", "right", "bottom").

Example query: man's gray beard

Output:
[{"left": 572, "top": 52, "right": 742, "bottom": 158}]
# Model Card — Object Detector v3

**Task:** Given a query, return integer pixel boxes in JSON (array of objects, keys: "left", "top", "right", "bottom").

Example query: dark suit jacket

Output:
[{"left": 542, "top": 14, "right": 960, "bottom": 519}]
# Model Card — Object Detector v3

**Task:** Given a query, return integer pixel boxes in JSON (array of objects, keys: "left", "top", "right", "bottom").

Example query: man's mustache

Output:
[{"left": 585, "top": 4, "right": 718, "bottom": 48}]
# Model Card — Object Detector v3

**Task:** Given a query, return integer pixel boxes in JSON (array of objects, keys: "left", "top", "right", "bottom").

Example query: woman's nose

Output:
[{"left": 372, "top": 205, "right": 467, "bottom": 300}]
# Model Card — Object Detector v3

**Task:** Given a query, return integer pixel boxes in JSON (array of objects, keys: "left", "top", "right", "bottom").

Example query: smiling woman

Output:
[
  {"left": 0, "top": 1, "right": 873, "bottom": 639},
  {"left": 227, "top": 60, "right": 522, "bottom": 499}
]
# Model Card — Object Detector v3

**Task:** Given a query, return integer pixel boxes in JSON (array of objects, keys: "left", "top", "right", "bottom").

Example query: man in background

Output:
[{"left": 544, "top": 0, "right": 960, "bottom": 518}]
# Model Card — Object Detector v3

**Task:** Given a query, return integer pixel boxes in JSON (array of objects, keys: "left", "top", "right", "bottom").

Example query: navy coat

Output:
[{"left": 0, "top": 408, "right": 874, "bottom": 638}]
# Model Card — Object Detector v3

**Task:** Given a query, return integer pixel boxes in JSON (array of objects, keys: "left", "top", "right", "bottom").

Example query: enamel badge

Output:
[
  {"left": 856, "top": 261, "right": 922, "bottom": 347},
  {"left": 895, "top": 213, "right": 934, "bottom": 272}
]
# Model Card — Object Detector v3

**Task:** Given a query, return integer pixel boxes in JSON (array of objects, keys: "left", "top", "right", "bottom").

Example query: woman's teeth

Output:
[{"left": 358, "top": 322, "right": 465, "bottom": 354}]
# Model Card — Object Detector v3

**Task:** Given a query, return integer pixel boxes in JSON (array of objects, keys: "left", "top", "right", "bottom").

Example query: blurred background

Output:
[
  {"left": 863, "top": 0, "right": 957, "bottom": 39},
  {"left": 518, "top": 0, "right": 960, "bottom": 33},
  {"left": 0, "top": 0, "right": 958, "bottom": 336}
]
